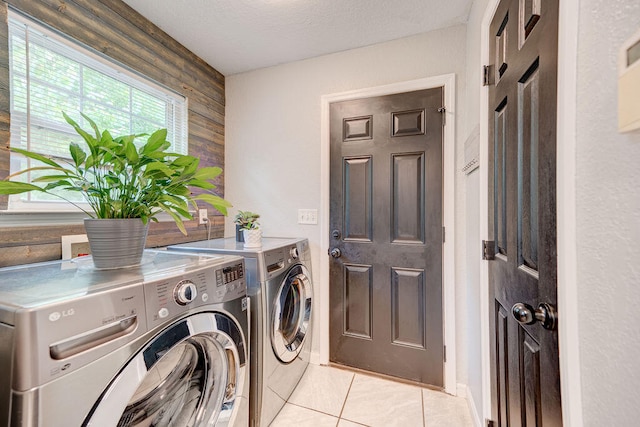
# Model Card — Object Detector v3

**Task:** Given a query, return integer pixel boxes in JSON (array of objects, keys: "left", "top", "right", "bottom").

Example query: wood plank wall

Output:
[{"left": 0, "top": 0, "right": 227, "bottom": 267}]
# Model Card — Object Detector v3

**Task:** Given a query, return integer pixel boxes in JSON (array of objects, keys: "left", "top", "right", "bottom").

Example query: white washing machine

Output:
[
  {"left": 0, "top": 249, "right": 249, "bottom": 427},
  {"left": 169, "top": 237, "right": 313, "bottom": 427}
]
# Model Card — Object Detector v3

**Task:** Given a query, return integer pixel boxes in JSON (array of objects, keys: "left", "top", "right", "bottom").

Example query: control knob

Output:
[
  {"left": 174, "top": 280, "right": 198, "bottom": 305},
  {"left": 290, "top": 247, "right": 299, "bottom": 259}
]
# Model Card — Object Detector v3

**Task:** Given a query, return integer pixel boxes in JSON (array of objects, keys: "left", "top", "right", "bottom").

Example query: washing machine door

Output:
[
  {"left": 84, "top": 311, "right": 246, "bottom": 427},
  {"left": 271, "top": 264, "right": 313, "bottom": 363}
]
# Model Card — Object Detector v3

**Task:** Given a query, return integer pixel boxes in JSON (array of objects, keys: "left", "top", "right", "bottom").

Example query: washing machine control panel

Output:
[
  {"left": 216, "top": 262, "right": 244, "bottom": 286},
  {"left": 289, "top": 247, "right": 299, "bottom": 259},
  {"left": 144, "top": 257, "right": 246, "bottom": 329},
  {"left": 174, "top": 280, "right": 198, "bottom": 305}
]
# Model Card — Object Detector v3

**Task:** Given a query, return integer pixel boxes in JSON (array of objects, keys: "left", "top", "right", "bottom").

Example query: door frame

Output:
[
  {"left": 479, "top": 0, "right": 583, "bottom": 425},
  {"left": 318, "top": 74, "right": 457, "bottom": 395}
]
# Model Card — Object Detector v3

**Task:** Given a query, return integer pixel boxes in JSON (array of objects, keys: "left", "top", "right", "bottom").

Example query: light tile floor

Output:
[{"left": 270, "top": 364, "right": 474, "bottom": 427}]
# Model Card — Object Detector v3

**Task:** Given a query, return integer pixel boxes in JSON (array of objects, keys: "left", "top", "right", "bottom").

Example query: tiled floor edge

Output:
[{"left": 327, "top": 362, "right": 445, "bottom": 392}]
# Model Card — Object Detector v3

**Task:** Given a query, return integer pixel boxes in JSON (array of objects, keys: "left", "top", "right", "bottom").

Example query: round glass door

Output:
[
  {"left": 271, "top": 264, "right": 312, "bottom": 363},
  {"left": 85, "top": 312, "right": 244, "bottom": 427},
  {"left": 117, "top": 335, "right": 228, "bottom": 426}
]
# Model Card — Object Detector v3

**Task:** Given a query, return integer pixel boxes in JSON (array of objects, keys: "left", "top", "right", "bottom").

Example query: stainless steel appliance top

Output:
[
  {"left": 169, "top": 236, "right": 303, "bottom": 257},
  {"left": 0, "top": 249, "right": 225, "bottom": 312}
]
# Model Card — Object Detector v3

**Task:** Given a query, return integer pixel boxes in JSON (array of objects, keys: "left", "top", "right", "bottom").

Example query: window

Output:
[{"left": 7, "top": 10, "right": 188, "bottom": 210}]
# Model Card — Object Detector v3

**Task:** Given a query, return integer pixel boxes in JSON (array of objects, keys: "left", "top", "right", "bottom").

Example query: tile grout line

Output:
[
  {"left": 421, "top": 387, "right": 426, "bottom": 427},
  {"left": 282, "top": 400, "right": 343, "bottom": 425},
  {"left": 281, "top": 369, "right": 357, "bottom": 424},
  {"left": 337, "top": 372, "right": 357, "bottom": 423}
]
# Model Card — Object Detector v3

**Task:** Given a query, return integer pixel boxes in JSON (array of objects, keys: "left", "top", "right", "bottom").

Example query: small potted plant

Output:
[
  {"left": 233, "top": 210, "right": 261, "bottom": 247},
  {"left": 0, "top": 112, "right": 231, "bottom": 268}
]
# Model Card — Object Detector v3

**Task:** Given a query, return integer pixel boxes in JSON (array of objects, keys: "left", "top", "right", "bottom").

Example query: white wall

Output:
[
  {"left": 225, "top": 25, "right": 467, "bottom": 365},
  {"left": 224, "top": 1, "right": 640, "bottom": 423},
  {"left": 575, "top": 0, "right": 640, "bottom": 424}
]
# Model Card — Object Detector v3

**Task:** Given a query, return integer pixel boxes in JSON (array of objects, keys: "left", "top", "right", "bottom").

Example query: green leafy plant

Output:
[
  {"left": 0, "top": 112, "right": 231, "bottom": 234},
  {"left": 234, "top": 210, "right": 260, "bottom": 230}
]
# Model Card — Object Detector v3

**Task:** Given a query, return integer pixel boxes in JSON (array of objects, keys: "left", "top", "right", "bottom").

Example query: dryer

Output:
[
  {"left": 0, "top": 249, "right": 249, "bottom": 427},
  {"left": 169, "top": 237, "right": 313, "bottom": 427}
]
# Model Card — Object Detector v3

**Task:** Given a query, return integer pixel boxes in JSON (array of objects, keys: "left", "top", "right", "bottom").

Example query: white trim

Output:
[
  {"left": 0, "top": 211, "right": 180, "bottom": 227},
  {"left": 556, "top": 0, "right": 584, "bottom": 424},
  {"left": 480, "top": 1, "right": 499, "bottom": 422},
  {"left": 458, "top": 383, "right": 483, "bottom": 427},
  {"left": 318, "top": 75, "right": 457, "bottom": 395},
  {"left": 479, "top": 0, "right": 584, "bottom": 425}
]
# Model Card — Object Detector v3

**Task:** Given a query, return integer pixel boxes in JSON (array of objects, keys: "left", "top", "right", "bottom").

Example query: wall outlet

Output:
[
  {"left": 298, "top": 209, "right": 318, "bottom": 225},
  {"left": 198, "top": 209, "right": 208, "bottom": 225}
]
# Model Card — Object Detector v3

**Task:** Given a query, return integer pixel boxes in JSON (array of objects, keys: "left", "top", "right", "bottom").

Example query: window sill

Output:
[{"left": 0, "top": 211, "right": 179, "bottom": 227}]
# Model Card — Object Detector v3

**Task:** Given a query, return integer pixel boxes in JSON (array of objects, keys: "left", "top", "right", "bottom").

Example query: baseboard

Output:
[
  {"left": 456, "top": 382, "right": 467, "bottom": 397},
  {"left": 309, "top": 350, "right": 321, "bottom": 366},
  {"left": 457, "top": 383, "right": 483, "bottom": 427}
]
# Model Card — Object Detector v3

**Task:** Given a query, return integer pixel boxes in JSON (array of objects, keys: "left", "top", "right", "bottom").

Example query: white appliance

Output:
[
  {"left": 0, "top": 249, "right": 249, "bottom": 426},
  {"left": 168, "top": 237, "right": 313, "bottom": 427}
]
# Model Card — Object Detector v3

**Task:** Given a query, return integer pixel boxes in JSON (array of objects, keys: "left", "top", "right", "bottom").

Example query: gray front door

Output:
[
  {"left": 329, "top": 88, "right": 444, "bottom": 386},
  {"left": 487, "top": 0, "right": 562, "bottom": 424}
]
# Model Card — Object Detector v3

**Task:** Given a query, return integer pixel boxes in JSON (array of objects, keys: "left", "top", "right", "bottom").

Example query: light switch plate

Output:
[{"left": 297, "top": 209, "right": 318, "bottom": 225}]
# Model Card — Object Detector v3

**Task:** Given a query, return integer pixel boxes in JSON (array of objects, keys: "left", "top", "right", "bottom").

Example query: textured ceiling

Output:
[{"left": 122, "top": 0, "right": 473, "bottom": 76}]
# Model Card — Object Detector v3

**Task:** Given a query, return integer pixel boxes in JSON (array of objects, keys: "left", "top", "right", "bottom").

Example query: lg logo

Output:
[{"left": 48, "top": 308, "right": 75, "bottom": 322}]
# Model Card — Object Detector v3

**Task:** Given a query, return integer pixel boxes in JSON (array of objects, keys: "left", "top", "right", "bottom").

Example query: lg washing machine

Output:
[
  {"left": 0, "top": 249, "right": 249, "bottom": 427},
  {"left": 169, "top": 237, "right": 313, "bottom": 427}
]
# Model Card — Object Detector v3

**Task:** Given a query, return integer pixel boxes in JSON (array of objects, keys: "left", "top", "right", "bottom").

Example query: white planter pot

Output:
[
  {"left": 242, "top": 229, "right": 262, "bottom": 248},
  {"left": 84, "top": 218, "right": 149, "bottom": 269}
]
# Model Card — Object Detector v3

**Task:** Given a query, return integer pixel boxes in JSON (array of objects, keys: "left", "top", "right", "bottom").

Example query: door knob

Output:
[
  {"left": 329, "top": 248, "right": 342, "bottom": 258},
  {"left": 512, "top": 302, "right": 557, "bottom": 331}
]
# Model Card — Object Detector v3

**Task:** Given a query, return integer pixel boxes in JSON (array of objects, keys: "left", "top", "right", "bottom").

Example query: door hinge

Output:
[
  {"left": 482, "top": 240, "right": 496, "bottom": 260},
  {"left": 443, "top": 345, "right": 447, "bottom": 363},
  {"left": 483, "top": 65, "right": 491, "bottom": 86},
  {"left": 437, "top": 106, "right": 446, "bottom": 126},
  {"left": 442, "top": 226, "right": 445, "bottom": 243},
  {"left": 486, "top": 419, "right": 496, "bottom": 427}
]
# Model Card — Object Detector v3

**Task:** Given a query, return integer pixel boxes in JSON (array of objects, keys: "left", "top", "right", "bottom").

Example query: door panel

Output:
[
  {"left": 329, "top": 88, "right": 444, "bottom": 386},
  {"left": 494, "top": 101, "right": 508, "bottom": 256},
  {"left": 495, "top": 303, "right": 510, "bottom": 426},
  {"left": 488, "top": 0, "right": 561, "bottom": 425},
  {"left": 521, "top": 330, "right": 542, "bottom": 426},
  {"left": 391, "top": 153, "right": 425, "bottom": 243},
  {"left": 391, "top": 267, "right": 426, "bottom": 348},
  {"left": 343, "top": 157, "right": 373, "bottom": 241},
  {"left": 518, "top": 63, "right": 540, "bottom": 270},
  {"left": 343, "top": 264, "right": 373, "bottom": 339}
]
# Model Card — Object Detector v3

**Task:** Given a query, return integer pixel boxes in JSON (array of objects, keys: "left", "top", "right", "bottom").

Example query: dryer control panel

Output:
[
  {"left": 144, "top": 257, "right": 246, "bottom": 329},
  {"left": 261, "top": 244, "right": 308, "bottom": 281}
]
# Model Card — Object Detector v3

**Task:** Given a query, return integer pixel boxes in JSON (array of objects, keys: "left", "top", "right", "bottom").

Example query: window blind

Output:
[{"left": 7, "top": 10, "right": 188, "bottom": 208}]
